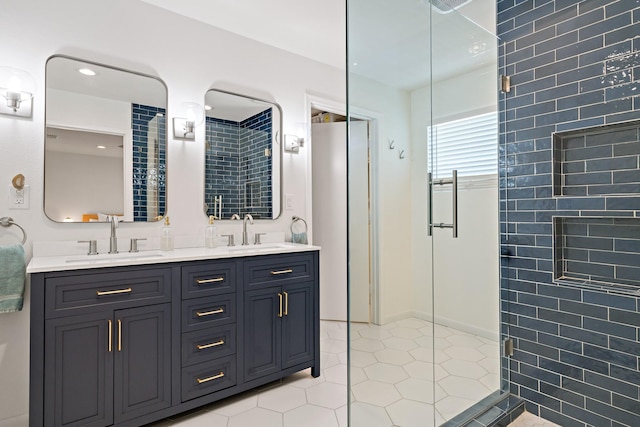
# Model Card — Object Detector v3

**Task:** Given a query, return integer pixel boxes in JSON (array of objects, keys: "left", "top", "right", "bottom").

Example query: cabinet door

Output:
[
  {"left": 44, "top": 312, "right": 113, "bottom": 427},
  {"left": 281, "top": 282, "right": 315, "bottom": 369},
  {"left": 244, "top": 287, "right": 282, "bottom": 382},
  {"left": 114, "top": 303, "right": 172, "bottom": 424}
]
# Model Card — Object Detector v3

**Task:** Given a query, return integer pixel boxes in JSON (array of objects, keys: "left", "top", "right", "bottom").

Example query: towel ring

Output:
[
  {"left": 290, "top": 216, "right": 308, "bottom": 234},
  {"left": 0, "top": 217, "right": 27, "bottom": 245}
]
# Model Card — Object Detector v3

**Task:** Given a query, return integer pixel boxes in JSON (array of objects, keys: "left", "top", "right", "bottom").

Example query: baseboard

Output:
[{"left": 412, "top": 310, "right": 500, "bottom": 342}]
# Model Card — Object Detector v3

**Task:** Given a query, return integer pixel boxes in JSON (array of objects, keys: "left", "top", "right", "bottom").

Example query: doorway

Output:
[{"left": 309, "top": 103, "right": 374, "bottom": 324}]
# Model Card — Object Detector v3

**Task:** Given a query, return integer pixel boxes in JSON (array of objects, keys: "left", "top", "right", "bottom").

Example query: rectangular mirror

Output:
[
  {"left": 204, "top": 89, "right": 282, "bottom": 220},
  {"left": 44, "top": 55, "right": 168, "bottom": 223}
]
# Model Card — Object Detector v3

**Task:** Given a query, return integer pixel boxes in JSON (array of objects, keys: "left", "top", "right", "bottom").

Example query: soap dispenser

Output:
[
  {"left": 205, "top": 215, "right": 217, "bottom": 248},
  {"left": 160, "top": 216, "right": 174, "bottom": 251}
]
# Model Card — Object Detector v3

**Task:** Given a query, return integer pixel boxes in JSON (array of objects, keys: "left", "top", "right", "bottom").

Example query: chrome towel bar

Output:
[{"left": 0, "top": 217, "right": 26, "bottom": 245}]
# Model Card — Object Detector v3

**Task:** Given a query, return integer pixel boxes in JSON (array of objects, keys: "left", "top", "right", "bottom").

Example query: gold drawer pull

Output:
[
  {"left": 196, "top": 277, "right": 224, "bottom": 284},
  {"left": 196, "top": 339, "right": 225, "bottom": 350},
  {"left": 108, "top": 320, "right": 112, "bottom": 353},
  {"left": 271, "top": 269, "right": 293, "bottom": 275},
  {"left": 278, "top": 293, "right": 283, "bottom": 318},
  {"left": 196, "top": 308, "right": 224, "bottom": 317},
  {"left": 283, "top": 291, "right": 289, "bottom": 316},
  {"left": 196, "top": 371, "right": 225, "bottom": 384},
  {"left": 96, "top": 287, "right": 132, "bottom": 296},
  {"left": 117, "top": 319, "right": 122, "bottom": 352}
]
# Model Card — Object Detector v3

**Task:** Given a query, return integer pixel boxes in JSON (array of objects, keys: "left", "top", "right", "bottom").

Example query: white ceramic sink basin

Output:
[
  {"left": 65, "top": 251, "right": 166, "bottom": 264},
  {"left": 226, "top": 243, "right": 293, "bottom": 253}
]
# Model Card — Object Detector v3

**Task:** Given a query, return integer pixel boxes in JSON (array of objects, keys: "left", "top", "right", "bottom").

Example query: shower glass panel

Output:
[
  {"left": 429, "top": 6, "right": 502, "bottom": 424},
  {"left": 347, "top": 1, "right": 504, "bottom": 425}
]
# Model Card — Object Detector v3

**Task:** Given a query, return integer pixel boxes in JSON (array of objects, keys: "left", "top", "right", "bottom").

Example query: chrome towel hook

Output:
[{"left": 0, "top": 217, "right": 27, "bottom": 245}]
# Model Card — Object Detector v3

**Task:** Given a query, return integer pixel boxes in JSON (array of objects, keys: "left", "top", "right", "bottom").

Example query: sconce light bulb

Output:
[
  {"left": 180, "top": 102, "right": 205, "bottom": 127},
  {"left": 6, "top": 91, "right": 21, "bottom": 111},
  {"left": 7, "top": 75, "right": 21, "bottom": 93},
  {"left": 0, "top": 66, "right": 36, "bottom": 113},
  {"left": 184, "top": 121, "right": 195, "bottom": 136}
]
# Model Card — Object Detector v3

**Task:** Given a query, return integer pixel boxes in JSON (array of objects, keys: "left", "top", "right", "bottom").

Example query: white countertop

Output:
[{"left": 27, "top": 242, "right": 320, "bottom": 273}]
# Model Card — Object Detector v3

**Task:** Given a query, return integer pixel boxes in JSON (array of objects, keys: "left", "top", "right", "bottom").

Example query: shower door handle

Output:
[{"left": 428, "top": 170, "right": 458, "bottom": 238}]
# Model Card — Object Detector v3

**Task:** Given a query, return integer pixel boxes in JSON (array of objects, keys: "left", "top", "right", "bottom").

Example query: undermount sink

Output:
[
  {"left": 226, "top": 243, "right": 292, "bottom": 252},
  {"left": 65, "top": 251, "right": 166, "bottom": 264}
]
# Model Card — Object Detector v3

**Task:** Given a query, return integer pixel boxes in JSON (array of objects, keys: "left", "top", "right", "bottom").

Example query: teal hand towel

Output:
[
  {"left": 291, "top": 232, "right": 308, "bottom": 244},
  {"left": 0, "top": 244, "right": 26, "bottom": 313}
]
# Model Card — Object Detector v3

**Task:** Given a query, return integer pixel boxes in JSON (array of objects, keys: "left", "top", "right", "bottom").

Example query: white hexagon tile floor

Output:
[
  {"left": 507, "top": 412, "right": 561, "bottom": 427},
  {"left": 148, "top": 319, "right": 500, "bottom": 427}
]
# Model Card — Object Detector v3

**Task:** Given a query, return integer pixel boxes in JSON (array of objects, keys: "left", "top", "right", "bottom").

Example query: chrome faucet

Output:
[
  {"left": 109, "top": 215, "right": 119, "bottom": 254},
  {"left": 242, "top": 213, "right": 254, "bottom": 245}
]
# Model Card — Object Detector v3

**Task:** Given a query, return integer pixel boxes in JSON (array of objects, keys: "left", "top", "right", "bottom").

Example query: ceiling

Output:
[{"left": 139, "top": 0, "right": 497, "bottom": 90}]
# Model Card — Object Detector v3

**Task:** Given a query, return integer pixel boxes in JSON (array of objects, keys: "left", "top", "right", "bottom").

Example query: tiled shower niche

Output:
[
  {"left": 554, "top": 217, "right": 640, "bottom": 294},
  {"left": 552, "top": 120, "right": 640, "bottom": 197}
]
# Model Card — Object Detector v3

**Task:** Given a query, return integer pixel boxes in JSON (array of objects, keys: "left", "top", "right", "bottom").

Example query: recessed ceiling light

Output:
[
  {"left": 96, "top": 145, "right": 106, "bottom": 149},
  {"left": 204, "top": 105, "right": 213, "bottom": 111},
  {"left": 78, "top": 68, "right": 96, "bottom": 76}
]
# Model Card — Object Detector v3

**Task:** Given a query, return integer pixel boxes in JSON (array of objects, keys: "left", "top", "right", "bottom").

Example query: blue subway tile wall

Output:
[
  {"left": 205, "top": 108, "right": 272, "bottom": 219},
  {"left": 205, "top": 117, "right": 241, "bottom": 218},
  {"left": 132, "top": 104, "right": 166, "bottom": 221},
  {"left": 498, "top": 1, "right": 640, "bottom": 426}
]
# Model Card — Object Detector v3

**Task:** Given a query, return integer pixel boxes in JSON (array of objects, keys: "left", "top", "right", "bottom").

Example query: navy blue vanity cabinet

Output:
[
  {"left": 31, "top": 266, "right": 173, "bottom": 427},
  {"left": 30, "top": 250, "right": 320, "bottom": 427},
  {"left": 180, "top": 261, "right": 240, "bottom": 402},
  {"left": 243, "top": 252, "right": 320, "bottom": 382}
]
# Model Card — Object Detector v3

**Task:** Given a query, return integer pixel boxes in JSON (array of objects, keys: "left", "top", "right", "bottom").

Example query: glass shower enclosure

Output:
[{"left": 347, "top": 1, "right": 506, "bottom": 425}]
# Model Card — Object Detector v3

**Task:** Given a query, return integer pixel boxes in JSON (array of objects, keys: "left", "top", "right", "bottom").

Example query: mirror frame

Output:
[
  {"left": 43, "top": 54, "right": 169, "bottom": 223},
  {"left": 203, "top": 88, "right": 283, "bottom": 221}
]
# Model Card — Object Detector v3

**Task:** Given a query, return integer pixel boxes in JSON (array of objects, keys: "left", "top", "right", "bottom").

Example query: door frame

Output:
[{"left": 304, "top": 94, "right": 382, "bottom": 324}]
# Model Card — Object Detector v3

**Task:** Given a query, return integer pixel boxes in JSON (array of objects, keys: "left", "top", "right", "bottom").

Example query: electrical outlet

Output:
[
  {"left": 9, "top": 185, "right": 30, "bottom": 209},
  {"left": 285, "top": 193, "right": 294, "bottom": 210}
]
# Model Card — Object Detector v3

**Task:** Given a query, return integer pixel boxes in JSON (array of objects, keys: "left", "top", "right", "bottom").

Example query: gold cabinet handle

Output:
[
  {"left": 196, "top": 277, "right": 224, "bottom": 284},
  {"left": 108, "top": 320, "right": 112, "bottom": 353},
  {"left": 117, "top": 319, "right": 122, "bottom": 352},
  {"left": 196, "top": 371, "right": 224, "bottom": 384},
  {"left": 283, "top": 291, "right": 289, "bottom": 316},
  {"left": 196, "top": 339, "right": 225, "bottom": 350},
  {"left": 96, "top": 288, "right": 132, "bottom": 296},
  {"left": 271, "top": 269, "right": 293, "bottom": 275},
  {"left": 278, "top": 293, "right": 283, "bottom": 318},
  {"left": 196, "top": 308, "right": 224, "bottom": 317}
]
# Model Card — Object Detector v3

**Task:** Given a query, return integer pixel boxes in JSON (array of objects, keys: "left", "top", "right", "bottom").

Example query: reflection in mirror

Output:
[
  {"left": 44, "top": 55, "right": 167, "bottom": 222},
  {"left": 204, "top": 89, "right": 281, "bottom": 220}
]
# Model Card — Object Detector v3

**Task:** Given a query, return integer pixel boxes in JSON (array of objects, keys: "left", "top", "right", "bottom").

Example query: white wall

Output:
[
  {"left": 45, "top": 151, "right": 123, "bottom": 221},
  {"left": 410, "top": 64, "right": 499, "bottom": 339},
  {"left": 46, "top": 89, "right": 132, "bottom": 132},
  {"left": 0, "top": 0, "right": 344, "bottom": 423}
]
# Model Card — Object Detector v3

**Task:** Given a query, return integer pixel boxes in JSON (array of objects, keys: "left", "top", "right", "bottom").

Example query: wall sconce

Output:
[
  {"left": 173, "top": 102, "right": 205, "bottom": 140},
  {"left": 284, "top": 123, "right": 308, "bottom": 153},
  {"left": 0, "top": 66, "right": 36, "bottom": 118},
  {"left": 284, "top": 134, "right": 301, "bottom": 153}
]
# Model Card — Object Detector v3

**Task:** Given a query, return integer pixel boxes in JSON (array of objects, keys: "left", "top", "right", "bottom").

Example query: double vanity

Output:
[
  {"left": 32, "top": 52, "right": 310, "bottom": 426},
  {"left": 28, "top": 244, "right": 320, "bottom": 427}
]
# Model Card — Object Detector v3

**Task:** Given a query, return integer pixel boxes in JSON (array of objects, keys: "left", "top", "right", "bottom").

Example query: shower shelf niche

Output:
[
  {"left": 552, "top": 120, "right": 640, "bottom": 197},
  {"left": 553, "top": 216, "right": 640, "bottom": 294}
]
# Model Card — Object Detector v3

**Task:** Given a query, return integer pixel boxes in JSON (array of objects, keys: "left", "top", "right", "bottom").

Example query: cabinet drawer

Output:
[
  {"left": 181, "top": 355, "right": 236, "bottom": 402},
  {"left": 45, "top": 268, "right": 172, "bottom": 318},
  {"left": 181, "top": 294, "right": 236, "bottom": 332},
  {"left": 181, "top": 261, "right": 236, "bottom": 299},
  {"left": 244, "top": 253, "right": 315, "bottom": 288},
  {"left": 182, "top": 324, "right": 236, "bottom": 367}
]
